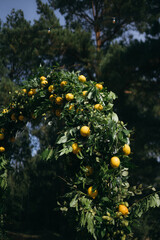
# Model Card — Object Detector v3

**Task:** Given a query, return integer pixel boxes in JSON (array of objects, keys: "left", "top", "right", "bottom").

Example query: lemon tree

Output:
[{"left": 0, "top": 67, "right": 160, "bottom": 239}]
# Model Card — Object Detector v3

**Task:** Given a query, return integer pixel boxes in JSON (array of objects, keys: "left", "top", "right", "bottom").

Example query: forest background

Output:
[{"left": 0, "top": 0, "right": 160, "bottom": 239}]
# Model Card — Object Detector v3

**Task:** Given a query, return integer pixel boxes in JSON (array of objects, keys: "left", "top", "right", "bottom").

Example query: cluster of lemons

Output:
[{"left": 0, "top": 72, "right": 131, "bottom": 238}]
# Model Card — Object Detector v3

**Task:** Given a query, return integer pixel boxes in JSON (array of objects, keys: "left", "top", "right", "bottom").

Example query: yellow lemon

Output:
[
  {"left": 49, "top": 94, "right": 54, "bottom": 101},
  {"left": 82, "top": 91, "right": 87, "bottom": 96},
  {"left": 32, "top": 89, "right": 37, "bottom": 94},
  {"left": 69, "top": 104, "right": 74, "bottom": 110},
  {"left": 2, "top": 109, "right": 8, "bottom": 114},
  {"left": 18, "top": 115, "right": 24, "bottom": 121},
  {"left": 60, "top": 81, "right": 67, "bottom": 87},
  {"left": 28, "top": 90, "right": 34, "bottom": 97},
  {"left": 22, "top": 89, "right": 27, "bottom": 94},
  {"left": 96, "top": 83, "right": 103, "bottom": 90},
  {"left": 80, "top": 126, "right": 90, "bottom": 137},
  {"left": 48, "top": 85, "right": 54, "bottom": 92},
  {"left": 94, "top": 104, "right": 103, "bottom": 111},
  {"left": 78, "top": 75, "right": 86, "bottom": 83},
  {"left": 72, "top": 143, "right": 81, "bottom": 154},
  {"left": 86, "top": 166, "right": 93, "bottom": 176},
  {"left": 0, "top": 147, "right": 5, "bottom": 152},
  {"left": 122, "top": 144, "right": 131, "bottom": 156},
  {"left": 66, "top": 93, "right": 74, "bottom": 101},
  {"left": 55, "top": 97, "right": 63, "bottom": 105},
  {"left": 0, "top": 133, "right": 4, "bottom": 140},
  {"left": 88, "top": 186, "right": 98, "bottom": 199},
  {"left": 40, "top": 76, "right": 46, "bottom": 81},
  {"left": 110, "top": 156, "right": 120, "bottom": 168},
  {"left": 11, "top": 113, "right": 16, "bottom": 121},
  {"left": 119, "top": 205, "right": 129, "bottom": 215},
  {"left": 41, "top": 80, "right": 48, "bottom": 87},
  {"left": 55, "top": 109, "right": 61, "bottom": 117}
]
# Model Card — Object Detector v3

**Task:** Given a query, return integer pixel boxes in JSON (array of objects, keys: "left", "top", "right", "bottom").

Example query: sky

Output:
[{"left": 0, "top": 0, "right": 65, "bottom": 25}]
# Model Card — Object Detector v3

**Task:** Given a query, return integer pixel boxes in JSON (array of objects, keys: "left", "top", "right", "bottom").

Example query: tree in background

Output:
[{"left": 0, "top": 0, "right": 160, "bottom": 239}]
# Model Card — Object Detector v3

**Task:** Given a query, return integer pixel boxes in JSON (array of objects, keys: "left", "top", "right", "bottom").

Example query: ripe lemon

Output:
[
  {"left": 80, "top": 126, "right": 90, "bottom": 137},
  {"left": 119, "top": 205, "right": 129, "bottom": 215},
  {"left": 82, "top": 91, "right": 87, "bottom": 96},
  {"left": 40, "top": 76, "right": 46, "bottom": 81},
  {"left": 55, "top": 97, "right": 63, "bottom": 105},
  {"left": 28, "top": 90, "right": 34, "bottom": 97},
  {"left": 86, "top": 166, "right": 93, "bottom": 176},
  {"left": 69, "top": 104, "right": 74, "bottom": 110},
  {"left": 66, "top": 93, "right": 74, "bottom": 101},
  {"left": 0, "top": 133, "right": 4, "bottom": 140},
  {"left": 2, "top": 109, "right": 8, "bottom": 114},
  {"left": 55, "top": 109, "right": 61, "bottom": 117},
  {"left": 41, "top": 80, "right": 48, "bottom": 87},
  {"left": 11, "top": 113, "right": 16, "bottom": 121},
  {"left": 0, "top": 147, "right": 5, "bottom": 152},
  {"left": 78, "top": 75, "right": 86, "bottom": 83},
  {"left": 22, "top": 89, "right": 27, "bottom": 94},
  {"left": 110, "top": 156, "right": 120, "bottom": 168},
  {"left": 18, "top": 115, "right": 24, "bottom": 121},
  {"left": 94, "top": 104, "right": 103, "bottom": 111},
  {"left": 32, "top": 89, "right": 37, "bottom": 94},
  {"left": 48, "top": 85, "right": 54, "bottom": 92},
  {"left": 72, "top": 143, "right": 81, "bottom": 154},
  {"left": 122, "top": 144, "right": 131, "bottom": 155},
  {"left": 60, "top": 81, "right": 67, "bottom": 87},
  {"left": 49, "top": 94, "right": 54, "bottom": 101},
  {"left": 96, "top": 83, "right": 103, "bottom": 90},
  {"left": 88, "top": 186, "right": 98, "bottom": 199}
]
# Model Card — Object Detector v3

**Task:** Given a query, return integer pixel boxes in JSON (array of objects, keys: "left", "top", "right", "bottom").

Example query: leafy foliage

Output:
[{"left": 0, "top": 67, "right": 159, "bottom": 239}]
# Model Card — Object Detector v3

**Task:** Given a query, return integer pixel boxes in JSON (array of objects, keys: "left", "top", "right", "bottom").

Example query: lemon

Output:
[
  {"left": 96, "top": 83, "right": 103, "bottom": 90},
  {"left": 0, "top": 133, "right": 4, "bottom": 140},
  {"left": 60, "top": 81, "right": 67, "bottom": 87},
  {"left": 49, "top": 94, "right": 54, "bottom": 101},
  {"left": 55, "top": 109, "right": 61, "bottom": 117},
  {"left": 48, "top": 85, "right": 54, "bottom": 92},
  {"left": 11, "top": 113, "right": 16, "bottom": 121},
  {"left": 82, "top": 91, "right": 87, "bottom": 96},
  {"left": 22, "top": 89, "right": 27, "bottom": 94},
  {"left": 86, "top": 166, "right": 93, "bottom": 176},
  {"left": 32, "top": 89, "right": 37, "bottom": 94},
  {"left": 69, "top": 104, "right": 74, "bottom": 110},
  {"left": 55, "top": 97, "right": 63, "bottom": 105},
  {"left": 0, "top": 147, "right": 5, "bottom": 152},
  {"left": 2, "top": 109, "right": 8, "bottom": 114},
  {"left": 18, "top": 115, "right": 24, "bottom": 121},
  {"left": 72, "top": 143, "right": 81, "bottom": 154},
  {"left": 28, "top": 90, "right": 34, "bottom": 97},
  {"left": 110, "top": 156, "right": 120, "bottom": 168},
  {"left": 122, "top": 144, "right": 131, "bottom": 155},
  {"left": 41, "top": 80, "right": 48, "bottom": 87},
  {"left": 66, "top": 93, "right": 74, "bottom": 101},
  {"left": 40, "top": 76, "right": 46, "bottom": 81},
  {"left": 94, "top": 104, "right": 103, "bottom": 111},
  {"left": 80, "top": 126, "right": 90, "bottom": 137},
  {"left": 118, "top": 205, "right": 129, "bottom": 215},
  {"left": 88, "top": 186, "right": 98, "bottom": 199},
  {"left": 78, "top": 75, "right": 86, "bottom": 83}
]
